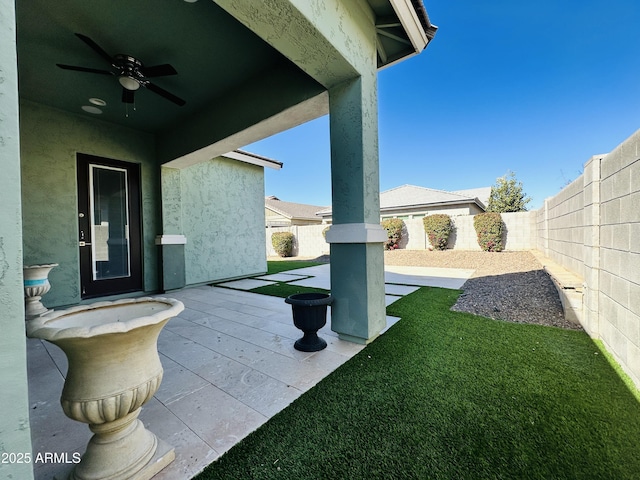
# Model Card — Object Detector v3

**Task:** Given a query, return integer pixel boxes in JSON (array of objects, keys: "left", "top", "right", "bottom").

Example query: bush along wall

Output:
[
  {"left": 381, "top": 218, "right": 404, "bottom": 250},
  {"left": 473, "top": 212, "right": 505, "bottom": 252},
  {"left": 422, "top": 214, "right": 453, "bottom": 250},
  {"left": 271, "top": 231, "right": 294, "bottom": 257}
]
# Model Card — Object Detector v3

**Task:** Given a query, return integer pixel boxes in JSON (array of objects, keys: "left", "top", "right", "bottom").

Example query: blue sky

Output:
[{"left": 247, "top": 0, "right": 640, "bottom": 210}]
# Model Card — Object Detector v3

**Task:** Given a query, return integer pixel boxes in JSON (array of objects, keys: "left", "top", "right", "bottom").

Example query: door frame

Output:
[{"left": 77, "top": 153, "right": 143, "bottom": 299}]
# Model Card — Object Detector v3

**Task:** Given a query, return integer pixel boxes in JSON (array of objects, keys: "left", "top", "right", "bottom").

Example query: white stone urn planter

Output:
[
  {"left": 26, "top": 296, "right": 184, "bottom": 480},
  {"left": 23, "top": 263, "right": 58, "bottom": 319}
]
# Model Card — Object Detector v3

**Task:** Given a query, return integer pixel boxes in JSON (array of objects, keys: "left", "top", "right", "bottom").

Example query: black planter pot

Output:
[{"left": 285, "top": 293, "right": 333, "bottom": 352}]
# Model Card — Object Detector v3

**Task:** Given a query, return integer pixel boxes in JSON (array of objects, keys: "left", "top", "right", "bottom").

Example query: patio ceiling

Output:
[
  {"left": 15, "top": 0, "right": 291, "bottom": 134},
  {"left": 15, "top": 0, "right": 434, "bottom": 138}
]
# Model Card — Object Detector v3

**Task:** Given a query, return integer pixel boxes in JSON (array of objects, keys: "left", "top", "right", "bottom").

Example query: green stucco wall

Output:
[
  {"left": 0, "top": 1, "right": 33, "bottom": 477},
  {"left": 179, "top": 157, "right": 267, "bottom": 284},
  {"left": 20, "top": 101, "right": 160, "bottom": 307}
]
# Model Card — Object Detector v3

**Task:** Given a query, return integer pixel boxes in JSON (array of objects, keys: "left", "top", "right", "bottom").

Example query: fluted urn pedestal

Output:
[
  {"left": 23, "top": 263, "right": 58, "bottom": 319},
  {"left": 26, "top": 297, "right": 184, "bottom": 480}
]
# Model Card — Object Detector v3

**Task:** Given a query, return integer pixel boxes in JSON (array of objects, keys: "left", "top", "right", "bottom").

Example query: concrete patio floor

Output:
[{"left": 27, "top": 265, "right": 474, "bottom": 479}]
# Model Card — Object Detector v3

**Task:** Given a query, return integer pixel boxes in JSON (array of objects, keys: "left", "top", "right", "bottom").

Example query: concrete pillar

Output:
[
  {"left": 326, "top": 74, "right": 387, "bottom": 344},
  {"left": 583, "top": 155, "right": 603, "bottom": 336},
  {"left": 159, "top": 167, "right": 187, "bottom": 291},
  {"left": 0, "top": 1, "right": 34, "bottom": 478}
]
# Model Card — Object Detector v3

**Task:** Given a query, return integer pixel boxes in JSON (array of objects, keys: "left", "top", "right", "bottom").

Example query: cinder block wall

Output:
[
  {"left": 543, "top": 177, "right": 586, "bottom": 278},
  {"left": 266, "top": 225, "right": 330, "bottom": 258},
  {"left": 537, "top": 129, "right": 640, "bottom": 386},
  {"left": 598, "top": 131, "right": 640, "bottom": 384},
  {"left": 403, "top": 213, "right": 536, "bottom": 251},
  {"left": 268, "top": 212, "right": 538, "bottom": 255}
]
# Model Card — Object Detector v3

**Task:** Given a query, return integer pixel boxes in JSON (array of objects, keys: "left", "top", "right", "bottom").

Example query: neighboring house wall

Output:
[
  {"left": 181, "top": 157, "right": 267, "bottom": 283},
  {"left": 19, "top": 101, "right": 159, "bottom": 308},
  {"left": 380, "top": 202, "right": 483, "bottom": 220},
  {"left": 265, "top": 209, "right": 290, "bottom": 226},
  {"left": 265, "top": 209, "right": 323, "bottom": 226}
]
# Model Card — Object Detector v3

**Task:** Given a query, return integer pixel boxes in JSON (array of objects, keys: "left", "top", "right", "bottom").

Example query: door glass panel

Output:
[{"left": 90, "top": 165, "right": 131, "bottom": 280}]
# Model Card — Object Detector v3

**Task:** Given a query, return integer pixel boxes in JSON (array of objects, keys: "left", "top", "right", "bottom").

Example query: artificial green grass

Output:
[
  {"left": 250, "top": 283, "right": 328, "bottom": 299},
  {"left": 248, "top": 260, "right": 327, "bottom": 298},
  {"left": 195, "top": 287, "right": 640, "bottom": 480},
  {"left": 265, "top": 260, "right": 324, "bottom": 275}
]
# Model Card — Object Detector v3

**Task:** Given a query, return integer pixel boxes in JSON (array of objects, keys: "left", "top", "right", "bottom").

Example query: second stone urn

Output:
[
  {"left": 26, "top": 296, "right": 184, "bottom": 480},
  {"left": 23, "top": 263, "right": 58, "bottom": 319}
]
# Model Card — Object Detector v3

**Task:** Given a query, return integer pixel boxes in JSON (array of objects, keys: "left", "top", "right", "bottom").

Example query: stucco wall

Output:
[
  {"left": 19, "top": 101, "right": 159, "bottom": 307},
  {"left": 0, "top": 2, "right": 33, "bottom": 476},
  {"left": 181, "top": 157, "right": 267, "bottom": 283}
]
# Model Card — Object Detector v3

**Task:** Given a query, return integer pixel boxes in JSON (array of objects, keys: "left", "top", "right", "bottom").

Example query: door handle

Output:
[{"left": 78, "top": 242, "right": 92, "bottom": 247}]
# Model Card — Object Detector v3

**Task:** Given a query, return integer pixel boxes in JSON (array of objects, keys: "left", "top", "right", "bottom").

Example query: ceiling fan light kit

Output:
[
  {"left": 57, "top": 33, "right": 186, "bottom": 109},
  {"left": 118, "top": 75, "right": 141, "bottom": 91}
]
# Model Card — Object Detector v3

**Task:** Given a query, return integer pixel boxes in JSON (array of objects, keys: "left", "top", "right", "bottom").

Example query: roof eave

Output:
[
  {"left": 225, "top": 150, "right": 283, "bottom": 170},
  {"left": 388, "top": 0, "right": 438, "bottom": 54},
  {"left": 380, "top": 199, "right": 475, "bottom": 212}
]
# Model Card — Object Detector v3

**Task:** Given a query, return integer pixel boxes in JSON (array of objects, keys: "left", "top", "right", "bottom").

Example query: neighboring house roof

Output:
[
  {"left": 317, "top": 184, "right": 490, "bottom": 217},
  {"left": 451, "top": 187, "right": 491, "bottom": 208},
  {"left": 265, "top": 196, "right": 327, "bottom": 222}
]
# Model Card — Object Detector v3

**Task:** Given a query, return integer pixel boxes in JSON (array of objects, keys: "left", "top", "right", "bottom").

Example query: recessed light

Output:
[
  {"left": 81, "top": 105, "right": 103, "bottom": 114},
  {"left": 89, "top": 98, "right": 107, "bottom": 106},
  {"left": 184, "top": 0, "right": 198, "bottom": 3}
]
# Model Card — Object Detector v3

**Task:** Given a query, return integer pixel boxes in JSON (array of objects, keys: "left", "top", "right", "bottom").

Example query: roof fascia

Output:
[
  {"left": 388, "top": 0, "right": 428, "bottom": 52},
  {"left": 380, "top": 199, "right": 481, "bottom": 212},
  {"left": 223, "top": 150, "right": 283, "bottom": 170}
]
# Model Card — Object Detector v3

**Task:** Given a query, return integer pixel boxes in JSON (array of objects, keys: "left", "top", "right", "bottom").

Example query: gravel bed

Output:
[{"left": 384, "top": 250, "right": 580, "bottom": 330}]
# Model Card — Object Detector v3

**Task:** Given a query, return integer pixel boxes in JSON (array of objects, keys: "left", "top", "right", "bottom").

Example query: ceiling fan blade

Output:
[
  {"left": 122, "top": 88, "right": 135, "bottom": 104},
  {"left": 75, "top": 33, "right": 113, "bottom": 64},
  {"left": 145, "top": 82, "right": 186, "bottom": 106},
  {"left": 56, "top": 64, "right": 114, "bottom": 75},
  {"left": 143, "top": 64, "right": 178, "bottom": 78}
]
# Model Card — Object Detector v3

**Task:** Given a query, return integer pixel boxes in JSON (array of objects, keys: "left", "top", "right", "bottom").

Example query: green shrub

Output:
[
  {"left": 473, "top": 212, "right": 504, "bottom": 252},
  {"left": 271, "top": 231, "right": 294, "bottom": 257},
  {"left": 422, "top": 214, "right": 453, "bottom": 250},
  {"left": 381, "top": 218, "right": 404, "bottom": 250}
]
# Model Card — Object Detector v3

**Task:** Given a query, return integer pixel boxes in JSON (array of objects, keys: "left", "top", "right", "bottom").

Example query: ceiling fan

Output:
[{"left": 57, "top": 33, "right": 186, "bottom": 106}]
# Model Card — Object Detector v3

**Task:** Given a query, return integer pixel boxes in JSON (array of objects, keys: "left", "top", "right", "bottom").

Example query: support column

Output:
[
  {"left": 159, "top": 167, "right": 186, "bottom": 291},
  {"left": 0, "top": 1, "right": 34, "bottom": 478},
  {"left": 583, "top": 155, "right": 603, "bottom": 336},
  {"left": 326, "top": 74, "right": 387, "bottom": 344}
]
